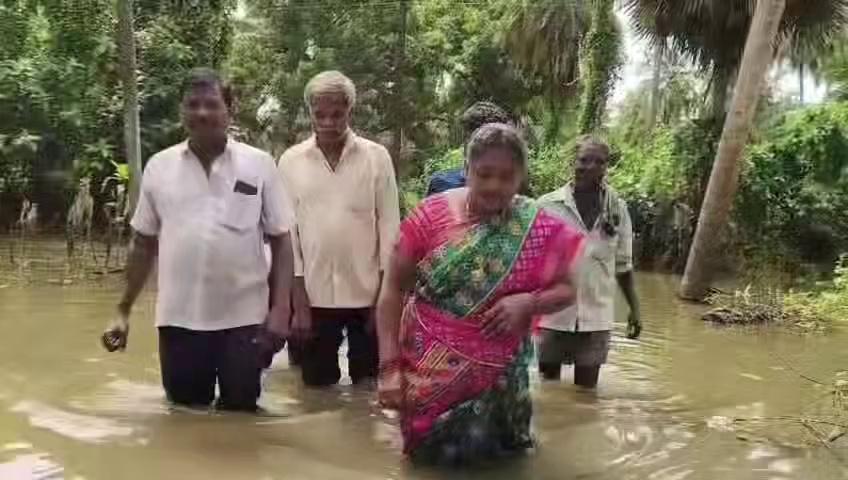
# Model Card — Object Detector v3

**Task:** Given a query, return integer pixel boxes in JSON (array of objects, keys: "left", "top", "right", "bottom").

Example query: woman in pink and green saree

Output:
[{"left": 376, "top": 124, "right": 585, "bottom": 465}]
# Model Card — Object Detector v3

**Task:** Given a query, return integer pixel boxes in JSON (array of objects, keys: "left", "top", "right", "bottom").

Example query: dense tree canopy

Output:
[{"left": 1, "top": 0, "right": 847, "bottom": 285}]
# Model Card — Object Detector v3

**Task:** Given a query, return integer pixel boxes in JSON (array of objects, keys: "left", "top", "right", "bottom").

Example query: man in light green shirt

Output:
[{"left": 537, "top": 137, "right": 641, "bottom": 388}]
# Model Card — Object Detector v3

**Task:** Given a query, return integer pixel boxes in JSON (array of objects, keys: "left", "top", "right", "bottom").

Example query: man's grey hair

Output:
[
  {"left": 466, "top": 123, "right": 528, "bottom": 172},
  {"left": 304, "top": 71, "right": 357, "bottom": 111}
]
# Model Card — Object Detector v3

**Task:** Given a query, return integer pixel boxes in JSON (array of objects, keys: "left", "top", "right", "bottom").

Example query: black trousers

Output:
[
  {"left": 300, "top": 308, "right": 378, "bottom": 387},
  {"left": 158, "top": 325, "right": 262, "bottom": 411}
]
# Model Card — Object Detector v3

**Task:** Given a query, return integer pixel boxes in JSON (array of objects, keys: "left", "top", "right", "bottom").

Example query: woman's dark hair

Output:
[
  {"left": 466, "top": 123, "right": 528, "bottom": 171},
  {"left": 181, "top": 67, "right": 233, "bottom": 110}
]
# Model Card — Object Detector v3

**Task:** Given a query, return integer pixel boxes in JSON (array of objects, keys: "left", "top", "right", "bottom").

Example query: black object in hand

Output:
[{"left": 101, "top": 329, "right": 127, "bottom": 352}]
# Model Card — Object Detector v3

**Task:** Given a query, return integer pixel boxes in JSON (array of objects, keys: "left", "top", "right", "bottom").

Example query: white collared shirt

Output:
[
  {"left": 538, "top": 183, "right": 633, "bottom": 332},
  {"left": 131, "top": 140, "right": 293, "bottom": 331},
  {"left": 278, "top": 131, "right": 400, "bottom": 308}
]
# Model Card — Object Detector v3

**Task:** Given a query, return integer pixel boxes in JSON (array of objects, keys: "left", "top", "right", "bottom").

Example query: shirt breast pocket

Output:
[
  {"left": 221, "top": 190, "right": 262, "bottom": 232},
  {"left": 587, "top": 235, "right": 618, "bottom": 277}
]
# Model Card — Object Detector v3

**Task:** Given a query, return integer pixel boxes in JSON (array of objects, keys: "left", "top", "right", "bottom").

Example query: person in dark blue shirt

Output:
[
  {"left": 425, "top": 101, "right": 514, "bottom": 197},
  {"left": 425, "top": 168, "right": 466, "bottom": 197}
]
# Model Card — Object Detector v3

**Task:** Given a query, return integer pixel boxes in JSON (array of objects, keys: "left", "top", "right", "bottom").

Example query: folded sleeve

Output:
[
  {"left": 277, "top": 152, "right": 304, "bottom": 276},
  {"left": 129, "top": 160, "right": 161, "bottom": 236},
  {"left": 260, "top": 153, "right": 293, "bottom": 236},
  {"left": 615, "top": 200, "right": 634, "bottom": 273}
]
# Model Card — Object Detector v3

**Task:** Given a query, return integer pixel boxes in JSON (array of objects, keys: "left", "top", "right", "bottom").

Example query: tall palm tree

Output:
[
  {"left": 576, "top": 0, "right": 622, "bottom": 134},
  {"left": 116, "top": 0, "right": 142, "bottom": 214},
  {"left": 624, "top": 0, "right": 848, "bottom": 299},
  {"left": 501, "top": 0, "right": 587, "bottom": 100},
  {"left": 624, "top": 0, "right": 848, "bottom": 118},
  {"left": 501, "top": 0, "right": 589, "bottom": 140},
  {"left": 680, "top": 0, "right": 788, "bottom": 300},
  {"left": 501, "top": 0, "right": 622, "bottom": 137}
]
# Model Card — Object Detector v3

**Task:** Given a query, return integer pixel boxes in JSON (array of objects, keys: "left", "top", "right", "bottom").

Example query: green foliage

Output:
[
  {"left": 737, "top": 103, "right": 848, "bottom": 258},
  {"left": 610, "top": 127, "right": 677, "bottom": 201},
  {"left": 403, "top": 141, "right": 571, "bottom": 212},
  {"left": 784, "top": 256, "right": 848, "bottom": 325},
  {"left": 501, "top": 0, "right": 586, "bottom": 101},
  {"left": 0, "top": 0, "right": 233, "bottom": 226},
  {"left": 527, "top": 142, "right": 569, "bottom": 197},
  {"left": 400, "top": 147, "right": 463, "bottom": 213},
  {"left": 577, "top": 0, "right": 622, "bottom": 134},
  {"left": 821, "top": 35, "right": 848, "bottom": 101},
  {"left": 613, "top": 61, "right": 704, "bottom": 139},
  {"left": 610, "top": 118, "right": 720, "bottom": 207},
  {"left": 137, "top": 0, "right": 235, "bottom": 157},
  {"left": 0, "top": 1, "right": 120, "bottom": 202},
  {"left": 422, "top": 148, "right": 464, "bottom": 179},
  {"left": 0, "top": 131, "right": 37, "bottom": 196},
  {"left": 0, "top": 1, "right": 36, "bottom": 61}
]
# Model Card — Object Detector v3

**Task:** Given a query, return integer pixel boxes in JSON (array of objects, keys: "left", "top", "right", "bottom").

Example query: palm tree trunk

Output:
[
  {"left": 391, "top": 0, "right": 409, "bottom": 171},
  {"left": 647, "top": 41, "right": 664, "bottom": 127},
  {"left": 799, "top": 63, "right": 805, "bottom": 104},
  {"left": 710, "top": 69, "right": 730, "bottom": 120},
  {"left": 679, "top": 0, "right": 787, "bottom": 301},
  {"left": 577, "top": 0, "right": 619, "bottom": 134},
  {"left": 117, "top": 0, "right": 142, "bottom": 216}
]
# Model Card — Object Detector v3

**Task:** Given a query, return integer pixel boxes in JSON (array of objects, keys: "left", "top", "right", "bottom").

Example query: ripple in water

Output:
[
  {"left": 10, "top": 400, "right": 133, "bottom": 443},
  {"left": 0, "top": 444, "right": 63, "bottom": 480}
]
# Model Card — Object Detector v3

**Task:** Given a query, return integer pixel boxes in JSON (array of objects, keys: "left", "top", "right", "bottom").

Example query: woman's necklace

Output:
[{"left": 465, "top": 194, "right": 512, "bottom": 225}]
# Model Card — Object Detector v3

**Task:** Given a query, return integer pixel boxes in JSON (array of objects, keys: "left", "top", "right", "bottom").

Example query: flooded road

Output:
[{"left": 0, "top": 273, "right": 846, "bottom": 479}]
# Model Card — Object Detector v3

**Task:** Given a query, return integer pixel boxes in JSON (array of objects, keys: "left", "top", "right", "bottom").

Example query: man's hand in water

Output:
[
  {"left": 102, "top": 312, "right": 130, "bottom": 352},
  {"left": 626, "top": 310, "right": 642, "bottom": 339}
]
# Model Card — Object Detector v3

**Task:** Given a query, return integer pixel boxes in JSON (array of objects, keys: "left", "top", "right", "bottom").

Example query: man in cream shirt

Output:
[
  {"left": 279, "top": 71, "right": 400, "bottom": 387},
  {"left": 537, "top": 137, "right": 641, "bottom": 389}
]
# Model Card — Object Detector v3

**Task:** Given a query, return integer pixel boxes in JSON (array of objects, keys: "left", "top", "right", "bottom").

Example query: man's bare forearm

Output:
[
  {"left": 118, "top": 232, "right": 158, "bottom": 316},
  {"left": 377, "top": 273, "right": 404, "bottom": 362},
  {"left": 268, "top": 233, "right": 294, "bottom": 311},
  {"left": 616, "top": 270, "right": 640, "bottom": 315}
]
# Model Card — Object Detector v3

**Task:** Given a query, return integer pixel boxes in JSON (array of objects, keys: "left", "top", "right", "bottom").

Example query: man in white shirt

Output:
[
  {"left": 537, "top": 137, "right": 641, "bottom": 388},
  {"left": 103, "top": 69, "right": 295, "bottom": 411},
  {"left": 279, "top": 71, "right": 400, "bottom": 387}
]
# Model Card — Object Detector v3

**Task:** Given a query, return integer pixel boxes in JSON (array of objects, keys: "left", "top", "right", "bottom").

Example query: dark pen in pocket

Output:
[{"left": 234, "top": 180, "right": 258, "bottom": 195}]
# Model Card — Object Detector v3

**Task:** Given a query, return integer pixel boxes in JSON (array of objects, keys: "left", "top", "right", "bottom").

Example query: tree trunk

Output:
[
  {"left": 647, "top": 41, "right": 664, "bottom": 127},
  {"left": 577, "top": 0, "right": 619, "bottom": 134},
  {"left": 117, "top": 0, "right": 142, "bottom": 216},
  {"left": 710, "top": 69, "right": 730, "bottom": 120},
  {"left": 798, "top": 63, "right": 805, "bottom": 104},
  {"left": 390, "top": 0, "right": 409, "bottom": 172},
  {"left": 679, "top": 0, "right": 787, "bottom": 301}
]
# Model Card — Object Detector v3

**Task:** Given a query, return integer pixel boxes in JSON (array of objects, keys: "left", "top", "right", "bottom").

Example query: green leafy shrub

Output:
[
  {"left": 784, "top": 256, "right": 848, "bottom": 326},
  {"left": 738, "top": 103, "right": 848, "bottom": 263},
  {"left": 527, "top": 142, "right": 569, "bottom": 197}
]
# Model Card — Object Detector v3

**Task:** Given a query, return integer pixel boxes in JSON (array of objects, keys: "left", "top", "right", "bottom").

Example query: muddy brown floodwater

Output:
[{"left": 0, "top": 273, "right": 846, "bottom": 479}]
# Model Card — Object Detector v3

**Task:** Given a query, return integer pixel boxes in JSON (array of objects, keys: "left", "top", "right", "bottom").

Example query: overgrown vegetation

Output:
[
  {"left": 783, "top": 257, "right": 848, "bottom": 326},
  {"left": 0, "top": 0, "right": 846, "bottom": 305}
]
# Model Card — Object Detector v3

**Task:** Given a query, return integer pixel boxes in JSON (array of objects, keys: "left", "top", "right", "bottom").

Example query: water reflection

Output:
[
  {"left": 0, "top": 274, "right": 846, "bottom": 479},
  {"left": 0, "top": 452, "right": 63, "bottom": 480}
]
